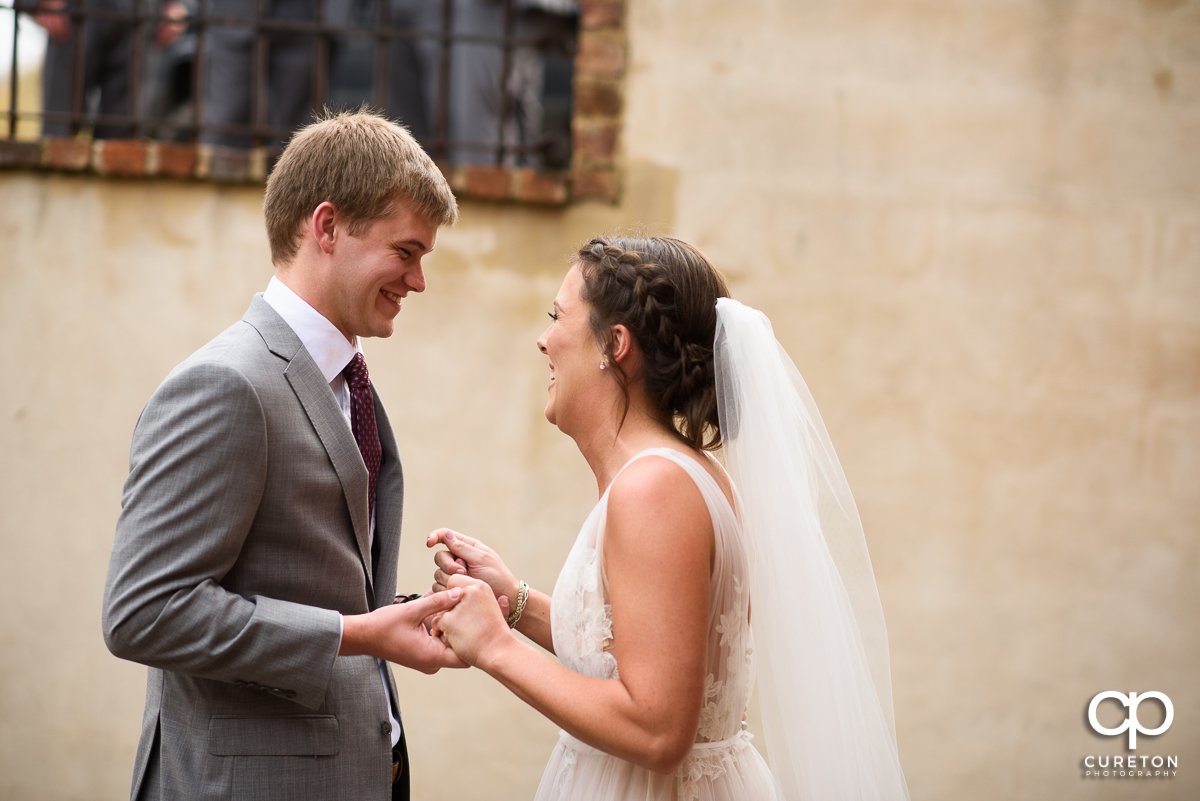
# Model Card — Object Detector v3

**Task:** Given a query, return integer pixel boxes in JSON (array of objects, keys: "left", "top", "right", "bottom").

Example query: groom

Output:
[{"left": 102, "top": 111, "right": 462, "bottom": 801}]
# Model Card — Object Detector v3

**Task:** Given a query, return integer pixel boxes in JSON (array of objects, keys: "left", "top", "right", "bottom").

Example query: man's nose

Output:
[{"left": 406, "top": 264, "right": 426, "bottom": 293}]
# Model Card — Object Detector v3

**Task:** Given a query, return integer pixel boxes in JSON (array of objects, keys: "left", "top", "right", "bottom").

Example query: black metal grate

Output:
[{"left": 2, "top": 0, "right": 577, "bottom": 168}]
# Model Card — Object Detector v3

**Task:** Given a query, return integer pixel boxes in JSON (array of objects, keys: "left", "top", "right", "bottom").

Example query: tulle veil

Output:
[{"left": 714, "top": 298, "right": 910, "bottom": 800}]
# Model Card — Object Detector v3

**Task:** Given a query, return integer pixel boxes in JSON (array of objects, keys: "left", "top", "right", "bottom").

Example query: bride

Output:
[{"left": 426, "top": 237, "right": 910, "bottom": 800}]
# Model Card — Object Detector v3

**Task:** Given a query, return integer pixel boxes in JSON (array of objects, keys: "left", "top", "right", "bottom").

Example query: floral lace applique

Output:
[
  {"left": 555, "top": 743, "right": 578, "bottom": 797},
  {"left": 696, "top": 673, "right": 723, "bottom": 742},
  {"left": 554, "top": 546, "right": 619, "bottom": 679},
  {"left": 676, "top": 732, "right": 754, "bottom": 800},
  {"left": 715, "top": 575, "right": 745, "bottom": 648}
]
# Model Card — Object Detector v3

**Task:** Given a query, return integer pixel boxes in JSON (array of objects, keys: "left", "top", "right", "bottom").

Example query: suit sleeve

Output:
[{"left": 102, "top": 360, "right": 342, "bottom": 710}]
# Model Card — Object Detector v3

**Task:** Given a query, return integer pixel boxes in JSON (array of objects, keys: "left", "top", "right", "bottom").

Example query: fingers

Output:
[
  {"left": 434, "top": 550, "right": 468, "bottom": 577},
  {"left": 498, "top": 594, "right": 510, "bottom": 617},
  {"left": 426, "top": 528, "right": 457, "bottom": 548},
  {"left": 428, "top": 529, "right": 486, "bottom": 564},
  {"left": 445, "top": 573, "right": 486, "bottom": 591},
  {"left": 402, "top": 586, "right": 463, "bottom": 621},
  {"left": 417, "top": 628, "right": 469, "bottom": 672},
  {"left": 442, "top": 530, "right": 484, "bottom": 561},
  {"left": 431, "top": 644, "right": 469, "bottom": 670}
]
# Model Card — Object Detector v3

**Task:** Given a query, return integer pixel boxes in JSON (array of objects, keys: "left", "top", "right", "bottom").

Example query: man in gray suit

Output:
[{"left": 102, "top": 110, "right": 462, "bottom": 801}]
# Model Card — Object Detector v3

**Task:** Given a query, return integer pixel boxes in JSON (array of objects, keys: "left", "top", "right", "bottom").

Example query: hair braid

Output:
[{"left": 574, "top": 236, "right": 730, "bottom": 450}]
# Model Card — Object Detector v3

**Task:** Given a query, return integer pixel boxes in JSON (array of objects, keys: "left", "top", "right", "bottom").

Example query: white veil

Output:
[{"left": 714, "top": 298, "right": 910, "bottom": 800}]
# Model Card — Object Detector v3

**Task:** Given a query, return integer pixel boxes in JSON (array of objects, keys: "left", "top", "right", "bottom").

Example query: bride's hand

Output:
[
  {"left": 429, "top": 575, "right": 512, "bottom": 668},
  {"left": 427, "top": 528, "right": 519, "bottom": 612}
]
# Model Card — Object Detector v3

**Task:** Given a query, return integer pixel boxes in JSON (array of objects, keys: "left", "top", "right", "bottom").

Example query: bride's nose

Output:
[{"left": 537, "top": 328, "right": 549, "bottom": 354}]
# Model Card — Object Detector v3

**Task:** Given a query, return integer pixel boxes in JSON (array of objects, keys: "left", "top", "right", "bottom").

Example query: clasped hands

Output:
[
  {"left": 423, "top": 528, "right": 521, "bottom": 670},
  {"left": 337, "top": 528, "right": 518, "bottom": 673}
]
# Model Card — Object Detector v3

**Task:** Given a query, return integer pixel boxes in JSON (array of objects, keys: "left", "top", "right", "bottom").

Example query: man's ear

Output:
[{"left": 311, "top": 202, "right": 338, "bottom": 255}]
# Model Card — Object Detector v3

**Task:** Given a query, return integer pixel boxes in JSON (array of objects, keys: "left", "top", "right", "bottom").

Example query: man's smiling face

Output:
[{"left": 326, "top": 200, "right": 437, "bottom": 341}]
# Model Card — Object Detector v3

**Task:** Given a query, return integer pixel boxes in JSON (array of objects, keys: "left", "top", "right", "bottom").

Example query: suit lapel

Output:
[{"left": 244, "top": 296, "right": 375, "bottom": 601}]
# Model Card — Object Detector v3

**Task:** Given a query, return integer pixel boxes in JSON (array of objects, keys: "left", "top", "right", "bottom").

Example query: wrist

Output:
[
  {"left": 475, "top": 628, "right": 521, "bottom": 675},
  {"left": 337, "top": 612, "right": 373, "bottom": 657}
]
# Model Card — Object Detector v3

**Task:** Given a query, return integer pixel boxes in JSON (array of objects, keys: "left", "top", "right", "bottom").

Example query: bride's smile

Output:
[{"left": 536, "top": 265, "right": 609, "bottom": 430}]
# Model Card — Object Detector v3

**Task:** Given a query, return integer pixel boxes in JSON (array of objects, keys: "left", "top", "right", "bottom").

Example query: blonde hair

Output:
[{"left": 264, "top": 109, "right": 459, "bottom": 265}]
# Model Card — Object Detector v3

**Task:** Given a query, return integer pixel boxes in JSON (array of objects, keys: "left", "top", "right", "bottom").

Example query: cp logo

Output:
[{"left": 1088, "top": 691, "right": 1173, "bottom": 749}]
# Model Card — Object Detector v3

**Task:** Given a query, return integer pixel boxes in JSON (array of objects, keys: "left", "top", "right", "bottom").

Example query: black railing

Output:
[{"left": 2, "top": 0, "right": 578, "bottom": 169}]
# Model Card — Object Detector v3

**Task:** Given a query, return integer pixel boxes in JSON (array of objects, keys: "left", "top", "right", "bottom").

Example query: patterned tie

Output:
[{"left": 343, "top": 353, "right": 381, "bottom": 520}]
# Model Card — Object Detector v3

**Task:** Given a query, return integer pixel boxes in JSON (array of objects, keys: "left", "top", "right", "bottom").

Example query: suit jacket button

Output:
[
  {"left": 381, "top": 721, "right": 392, "bottom": 736},
  {"left": 284, "top": 690, "right": 297, "bottom": 699}
]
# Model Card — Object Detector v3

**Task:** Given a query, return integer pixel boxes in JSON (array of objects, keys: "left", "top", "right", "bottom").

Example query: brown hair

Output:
[
  {"left": 575, "top": 236, "right": 730, "bottom": 451},
  {"left": 264, "top": 109, "right": 458, "bottom": 265}
]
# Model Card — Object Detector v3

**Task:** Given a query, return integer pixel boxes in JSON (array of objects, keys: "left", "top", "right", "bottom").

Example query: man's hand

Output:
[
  {"left": 34, "top": 0, "right": 70, "bottom": 42},
  {"left": 429, "top": 576, "right": 513, "bottom": 670},
  {"left": 339, "top": 589, "right": 468, "bottom": 673}
]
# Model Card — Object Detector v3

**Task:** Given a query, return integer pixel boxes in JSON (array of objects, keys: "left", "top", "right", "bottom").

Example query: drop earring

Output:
[{"left": 600, "top": 360, "right": 607, "bottom": 370}]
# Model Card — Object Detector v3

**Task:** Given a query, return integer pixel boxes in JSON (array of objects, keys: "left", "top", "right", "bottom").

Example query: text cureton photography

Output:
[{"left": 1083, "top": 691, "right": 1178, "bottom": 781}]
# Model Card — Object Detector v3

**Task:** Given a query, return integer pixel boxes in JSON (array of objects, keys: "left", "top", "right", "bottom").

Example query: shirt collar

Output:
[{"left": 262, "top": 276, "right": 360, "bottom": 384}]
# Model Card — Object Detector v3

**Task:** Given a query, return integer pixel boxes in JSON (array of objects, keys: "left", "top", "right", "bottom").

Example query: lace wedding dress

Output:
[
  {"left": 533, "top": 299, "right": 909, "bottom": 801},
  {"left": 534, "top": 447, "right": 780, "bottom": 801}
]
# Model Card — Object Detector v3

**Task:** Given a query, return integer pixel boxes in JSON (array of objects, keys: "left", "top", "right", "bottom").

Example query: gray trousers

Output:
[
  {"left": 200, "top": 0, "right": 317, "bottom": 147},
  {"left": 40, "top": 0, "right": 135, "bottom": 138},
  {"left": 390, "top": 0, "right": 561, "bottom": 166}
]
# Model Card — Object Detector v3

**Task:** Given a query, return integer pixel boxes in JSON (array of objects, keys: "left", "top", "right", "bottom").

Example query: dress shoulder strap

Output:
[{"left": 606, "top": 448, "right": 733, "bottom": 519}]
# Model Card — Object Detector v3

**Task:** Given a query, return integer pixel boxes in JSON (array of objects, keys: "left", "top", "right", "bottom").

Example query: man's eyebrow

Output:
[{"left": 389, "top": 238, "right": 432, "bottom": 253}]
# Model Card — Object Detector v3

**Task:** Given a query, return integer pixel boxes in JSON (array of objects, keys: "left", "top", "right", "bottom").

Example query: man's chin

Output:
[{"left": 364, "top": 316, "right": 398, "bottom": 339}]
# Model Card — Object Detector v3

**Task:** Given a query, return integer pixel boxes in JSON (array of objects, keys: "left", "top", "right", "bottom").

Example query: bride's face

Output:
[{"left": 537, "top": 265, "right": 607, "bottom": 429}]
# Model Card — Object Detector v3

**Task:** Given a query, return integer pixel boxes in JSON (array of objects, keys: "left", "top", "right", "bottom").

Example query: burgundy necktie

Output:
[{"left": 343, "top": 353, "right": 381, "bottom": 520}]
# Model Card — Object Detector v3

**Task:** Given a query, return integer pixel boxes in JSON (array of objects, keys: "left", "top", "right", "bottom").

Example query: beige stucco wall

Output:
[{"left": 2, "top": 1, "right": 1198, "bottom": 799}]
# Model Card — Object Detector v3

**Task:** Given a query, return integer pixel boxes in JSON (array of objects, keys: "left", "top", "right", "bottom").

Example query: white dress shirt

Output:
[{"left": 262, "top": 276, "right": 401, "bottom": 747}]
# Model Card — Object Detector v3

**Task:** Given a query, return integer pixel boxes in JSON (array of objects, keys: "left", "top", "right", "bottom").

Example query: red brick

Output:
[
  {"left": 572, "top": 168, "right": 619, "bottom": 202},
  {"left": 445, "top": 165, "right": 469, "bottom": 194},
  {"left": 576, "top": 33, "right": 625, "bottom": 78},
  {"left": 155, "top": 142, "right": 197, "bottom": 179},
  {"left": 574, "top": 81, "right": 622, "bottom": 116},
  {"left": 0, "top": 140, "right": 39, "bottom": 168},
  {"left": 514, "top": 169, "right": 568, "bottom": 205},
  {"left": 462, "top": 165, "right": 511, "bottom": 200},
  {"left": 208, "top": 146, "right": 251, "bottom": 183},
  {"left": 101, "top": 140, "right": 148, "bottom": 176},
  {"left": 581, "top": 1, "right": 624, "bottom": 30},
  {"left": 573, "top": 122, "right": 620, "bottom": 166},
  {"left": 41, "top": 137, "right": 90, "bottom": 170}
]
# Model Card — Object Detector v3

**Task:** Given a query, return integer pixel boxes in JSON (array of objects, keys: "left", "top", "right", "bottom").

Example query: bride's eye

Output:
[{"left": 547, "top": 312, "right": 559, "bottom": 321}]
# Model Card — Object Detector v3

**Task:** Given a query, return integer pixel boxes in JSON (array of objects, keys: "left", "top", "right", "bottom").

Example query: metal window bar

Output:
[
  {"left": 3, "top": 0, "right": 576, "bottom": 165},
  {"left": 7, "top": 3, "right": 17, "bottom": 138}
]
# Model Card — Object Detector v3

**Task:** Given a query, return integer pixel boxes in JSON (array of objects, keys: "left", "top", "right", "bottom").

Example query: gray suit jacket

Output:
[{"left": 103, "top": 296, "right": 405, "bottom": 800}]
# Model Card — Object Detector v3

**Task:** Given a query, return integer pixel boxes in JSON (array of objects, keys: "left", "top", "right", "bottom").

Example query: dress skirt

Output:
[{"left": 533, "top": 730, "right": 780, "bottom": 801}]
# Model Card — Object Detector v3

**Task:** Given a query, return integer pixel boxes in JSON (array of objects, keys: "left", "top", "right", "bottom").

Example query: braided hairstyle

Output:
[{"left": 575, "top": 236, "right": 730, "bottom": 451}]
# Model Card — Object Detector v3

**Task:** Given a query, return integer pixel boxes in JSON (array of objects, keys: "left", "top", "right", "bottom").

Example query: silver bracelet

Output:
[{"left": 506, "top": 580, "right": 529, "bottom": 628}]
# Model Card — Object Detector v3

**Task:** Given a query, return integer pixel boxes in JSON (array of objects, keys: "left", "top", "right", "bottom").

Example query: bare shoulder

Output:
[{"left": 605, "top": 455, "right": 713, "bottom": 560}]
